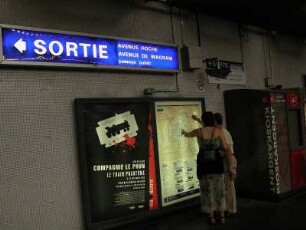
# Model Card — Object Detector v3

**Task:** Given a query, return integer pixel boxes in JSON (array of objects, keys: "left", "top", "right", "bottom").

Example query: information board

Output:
[
  {"left": 1, "top": 25, "right": 179, "bottom": 72},
  {"left": 155, "top": 101, "right": 202, "bottom": 206},
  {"left": 207, "top": 61, "right": 246, "bottom": 85}
]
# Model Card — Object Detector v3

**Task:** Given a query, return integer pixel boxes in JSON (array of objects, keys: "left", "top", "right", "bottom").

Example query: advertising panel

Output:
[
  {"left": 76, "top": 99, "right": 156, "bottom": 226},
  {"left": 1, "top": 25, "right": 179, "bottom": 72},
  {"left": 264, "top": 93, "right": 291, "bottom": 195},
  {"left": 76, "top": 98, "right": 205, "bottom": 229},
  {"left": 154, "top": 101, "right": 202, "bottom": 206}
]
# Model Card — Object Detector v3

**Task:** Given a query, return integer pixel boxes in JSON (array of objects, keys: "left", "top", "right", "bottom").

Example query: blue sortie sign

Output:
[{"left": 1, "top": 27, "right": 179, "bottom": 72}]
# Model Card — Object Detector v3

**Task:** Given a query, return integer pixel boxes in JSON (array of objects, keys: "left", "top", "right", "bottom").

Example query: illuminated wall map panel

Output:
[{"left": 155, "top": 101, "right": 202, "bottom": 207}]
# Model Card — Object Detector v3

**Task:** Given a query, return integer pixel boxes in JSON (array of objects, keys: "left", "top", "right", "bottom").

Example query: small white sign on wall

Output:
[{"left": 207, "top": 61, "right": 246, "bottom": 86}]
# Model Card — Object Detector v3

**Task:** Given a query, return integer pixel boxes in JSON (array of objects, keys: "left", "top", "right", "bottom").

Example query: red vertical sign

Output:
[{"left": 148, "top": 112, "right": 158, "bottom": 209}]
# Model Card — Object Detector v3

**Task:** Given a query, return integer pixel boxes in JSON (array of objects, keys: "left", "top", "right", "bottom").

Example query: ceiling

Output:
[{"left": 166, "top": 0, "right": 306, "bottom": 37}]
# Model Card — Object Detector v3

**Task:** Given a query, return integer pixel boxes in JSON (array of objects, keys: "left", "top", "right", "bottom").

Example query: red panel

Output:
[
  {"left": 148, "top": 112, "right": 159, "bottom": 209},
  {"left": 286, "top": 92, "right": 300, "bottom": 109},
  {"left": 290, "top": 150, "right": 306, "bottom": 189}
]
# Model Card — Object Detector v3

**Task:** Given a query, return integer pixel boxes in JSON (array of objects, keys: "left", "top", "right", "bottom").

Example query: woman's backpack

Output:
[{"left": 196, "top": 128, "right": 220, "bottom": 178}]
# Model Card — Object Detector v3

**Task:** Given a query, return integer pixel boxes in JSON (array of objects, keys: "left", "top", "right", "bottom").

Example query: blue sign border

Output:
[{"left": 0, "top": 25, "right": 179, "bottom": 73}]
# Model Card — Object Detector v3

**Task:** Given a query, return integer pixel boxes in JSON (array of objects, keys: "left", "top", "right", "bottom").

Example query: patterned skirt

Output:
[{"left": 199, "top": 174, "right": 226, "bottom": 213}]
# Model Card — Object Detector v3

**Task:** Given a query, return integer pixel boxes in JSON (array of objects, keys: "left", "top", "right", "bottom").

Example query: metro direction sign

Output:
[{"left": 0, "top": 26, "right": 179, "bottom": 72}]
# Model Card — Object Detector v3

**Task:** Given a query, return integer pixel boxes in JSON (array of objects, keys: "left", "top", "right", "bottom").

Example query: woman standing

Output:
[{"left": 182, "top": 111, "right": 233, "bottom": 224}]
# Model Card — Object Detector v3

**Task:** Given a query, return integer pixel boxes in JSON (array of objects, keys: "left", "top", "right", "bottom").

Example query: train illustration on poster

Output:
[{"left": 96, "top": 111, "right": 138, "bottom": 148}]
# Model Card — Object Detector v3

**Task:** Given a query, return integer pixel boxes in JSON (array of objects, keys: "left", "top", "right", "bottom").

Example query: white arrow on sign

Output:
[{"left": 14, "top": 38, "right": 26, "bottom": 53}]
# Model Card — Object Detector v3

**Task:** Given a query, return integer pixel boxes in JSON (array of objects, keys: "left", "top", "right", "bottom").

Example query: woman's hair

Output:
[
  {"left": 202, "top": 111, "right": 215, "bottom": 126},
  {"left": 214, "top": 113, "right": 223, "bottom": 126}
]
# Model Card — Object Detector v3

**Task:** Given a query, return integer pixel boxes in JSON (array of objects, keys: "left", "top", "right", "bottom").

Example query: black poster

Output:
[{"left": 78, "top": 100, "right": 150, "bottom": 223}]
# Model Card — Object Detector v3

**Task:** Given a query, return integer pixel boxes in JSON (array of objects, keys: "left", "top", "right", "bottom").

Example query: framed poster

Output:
[{"left": 75, "top": 99, "right": 158, "bottom": 230}]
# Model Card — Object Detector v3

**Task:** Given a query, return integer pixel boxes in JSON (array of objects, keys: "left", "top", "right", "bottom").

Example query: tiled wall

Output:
[{"left": 0, "top": 1, "right": 305, "bottom": 229}]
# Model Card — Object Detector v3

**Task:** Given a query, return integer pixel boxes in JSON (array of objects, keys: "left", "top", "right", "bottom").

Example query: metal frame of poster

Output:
[{"left": 75, "top": 97, "right": 205, "bottom": 230}]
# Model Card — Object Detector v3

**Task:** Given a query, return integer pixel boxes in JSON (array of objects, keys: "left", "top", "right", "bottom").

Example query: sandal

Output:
[
  {"left": 208, "top": 216, "right": 216, "bottom": 224},
  {"left": 225, "top": 211, "right": 237, "bottom": 217},
  {"left": 220, "top": 216, "right": 226, "bottom": 224}
]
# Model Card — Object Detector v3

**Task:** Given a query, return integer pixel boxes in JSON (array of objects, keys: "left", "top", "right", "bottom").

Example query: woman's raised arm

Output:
[{"left": 182, "top": 128, "right": 200, "bottom": 138}]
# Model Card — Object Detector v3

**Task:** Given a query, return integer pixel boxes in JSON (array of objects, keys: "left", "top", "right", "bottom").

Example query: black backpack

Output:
[{"left": 196, "top": 128, "right": 222, "bottom": 178}]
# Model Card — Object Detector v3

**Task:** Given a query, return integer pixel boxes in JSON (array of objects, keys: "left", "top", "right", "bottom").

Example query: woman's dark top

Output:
[{"left": 197, "top": 130, "right": 224, "bottom": 176}]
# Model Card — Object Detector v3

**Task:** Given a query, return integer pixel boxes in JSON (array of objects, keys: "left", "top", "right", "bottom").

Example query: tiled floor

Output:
[{"left": 124, "top": 191, "right": 306, "bottom": 230}]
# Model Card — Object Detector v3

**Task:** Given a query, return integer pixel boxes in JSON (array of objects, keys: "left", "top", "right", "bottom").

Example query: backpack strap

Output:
[
  {"left": 198, "top": 128, "right": 203, "bottom": 145},
  {"left": 210, "top": 128, "right": 215, "bottom": 141}
]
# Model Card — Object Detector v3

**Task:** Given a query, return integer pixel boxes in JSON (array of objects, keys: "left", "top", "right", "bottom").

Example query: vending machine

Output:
[
  {"left": 285, "top": 88, "right": 306, "bottom": 190},
  {"left": 224, "top": 89, "right": 306, "bottom": 200}
]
